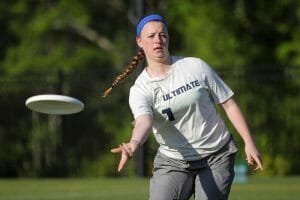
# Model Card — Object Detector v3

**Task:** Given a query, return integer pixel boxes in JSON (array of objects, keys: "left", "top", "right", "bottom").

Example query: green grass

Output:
[
  {"left": 0, "top": 176, "right": 299, "bottom": 200},
  {"left": 230, "top": 176, "right": 300, "bottom": 200}
]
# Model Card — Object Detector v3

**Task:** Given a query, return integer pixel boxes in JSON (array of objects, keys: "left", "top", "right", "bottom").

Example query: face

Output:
[{"left": 136, "top": 21, "right": 169, "bottom": 63}]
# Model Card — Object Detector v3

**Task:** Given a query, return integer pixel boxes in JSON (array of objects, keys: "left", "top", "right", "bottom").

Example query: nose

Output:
[{"left": 154, "top": 34, "right": 162, "bottom": 43}]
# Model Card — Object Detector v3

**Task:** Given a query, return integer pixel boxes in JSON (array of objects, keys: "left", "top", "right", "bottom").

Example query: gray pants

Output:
[{"left": 149, "top": 137, "right": 237, "bottom": 200}]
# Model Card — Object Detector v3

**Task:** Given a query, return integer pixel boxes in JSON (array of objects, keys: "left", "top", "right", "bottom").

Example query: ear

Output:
[{"left": 136, "top": 37, "right": 142, "bottom": 48}]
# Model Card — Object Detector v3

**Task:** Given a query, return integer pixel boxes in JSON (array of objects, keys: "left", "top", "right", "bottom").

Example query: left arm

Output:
[{"left": 221, "top": 97, "right": 263, "bottom": 170}]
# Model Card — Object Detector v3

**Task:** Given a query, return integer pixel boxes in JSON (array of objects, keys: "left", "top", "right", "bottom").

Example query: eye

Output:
[{"left": 160, "top": 33, "right": 167, "bottom": 38}]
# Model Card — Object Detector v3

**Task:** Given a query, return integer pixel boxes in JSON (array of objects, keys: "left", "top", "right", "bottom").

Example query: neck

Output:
[{"left": 145, "top": 56, "right": 172, "bottom": 77}]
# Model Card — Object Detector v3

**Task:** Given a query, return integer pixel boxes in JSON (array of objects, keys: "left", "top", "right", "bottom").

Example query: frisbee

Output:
[{"left": 25, "top": 94, "right": 84, "bottom": 115}]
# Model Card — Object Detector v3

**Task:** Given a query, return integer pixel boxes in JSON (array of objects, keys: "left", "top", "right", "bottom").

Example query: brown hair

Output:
[{"left": 102, "top": 50, "right": 145, "bottom": 97}]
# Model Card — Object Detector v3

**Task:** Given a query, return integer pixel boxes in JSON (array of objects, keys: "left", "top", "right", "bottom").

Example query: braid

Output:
[{"left": 102, "top": 50, "right": 145, "bottom": 97}]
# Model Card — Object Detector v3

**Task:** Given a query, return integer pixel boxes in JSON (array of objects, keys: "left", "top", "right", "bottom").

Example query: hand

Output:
[
  {"left": 111, "top": 141, "right": 139, "bottom": 172},
  {"left": 245, "top": 142, "right": 263, "bottom": 170}
]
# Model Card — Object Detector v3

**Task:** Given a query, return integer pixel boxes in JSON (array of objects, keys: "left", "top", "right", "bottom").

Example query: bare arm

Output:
[
  {"left": 221, "top": 97, "right": 263, "bottom": 170},
  {"left": 111, "top": 114, "right": 152, "bottom": 172}
]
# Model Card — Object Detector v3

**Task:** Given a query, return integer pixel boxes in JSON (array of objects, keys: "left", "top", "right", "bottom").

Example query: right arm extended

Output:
[{"left": 111, "top": 114, "right": 153, "bottom": 172}]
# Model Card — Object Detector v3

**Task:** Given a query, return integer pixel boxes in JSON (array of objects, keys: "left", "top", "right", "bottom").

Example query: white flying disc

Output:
[{"left": 25, "top": 94, "right": 84, "bottom": 115}]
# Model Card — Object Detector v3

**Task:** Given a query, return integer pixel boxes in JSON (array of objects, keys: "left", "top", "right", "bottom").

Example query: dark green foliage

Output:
[{"left": 0, "top": 0, "right": 299, "bottom": 177}]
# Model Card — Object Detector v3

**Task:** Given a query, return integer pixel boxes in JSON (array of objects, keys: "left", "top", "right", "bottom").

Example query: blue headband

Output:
[{"left": 136, "top": 14, "right": 166, "bottom": 36}]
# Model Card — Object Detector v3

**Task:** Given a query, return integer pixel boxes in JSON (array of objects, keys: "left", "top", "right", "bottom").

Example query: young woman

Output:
[{"left": 104, "top": 14, "right": 263, "bottom": 200}]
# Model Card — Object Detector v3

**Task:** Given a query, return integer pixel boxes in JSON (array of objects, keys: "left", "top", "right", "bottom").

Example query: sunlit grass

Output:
[
  {"left": 0, "top": 176, "right": 299, "bottom": 200},
  {"left": 230, "top": 176, "right": 300, "bottom": 200}
]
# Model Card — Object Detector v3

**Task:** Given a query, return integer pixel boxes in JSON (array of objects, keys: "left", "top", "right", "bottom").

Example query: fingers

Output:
[
  {"left": 111, "top": 143, "right": 134, "bottom": 172},
  {"left": 245, "top": 144, "right": 263, "bottom": 171},
  {"left": 246, "top": 154, "right": 263, "bottom": 170},
  {"left": 111, "top": 147, "right": 122, "bottom": 153},
  {"left": 111, "top": 143, "right": 134, "bottom": 155},
  {"left": 118, "top": 147, "right": 130, "bottom": 172},
  {"left": 122, "top": 143, "right": 134, "bottom": 157},
  {"left": 246, "top": 155, "right": 253, "bottom": 166},
  {"left": 252, "top": 155, "right": 263, "bottom": 170}
]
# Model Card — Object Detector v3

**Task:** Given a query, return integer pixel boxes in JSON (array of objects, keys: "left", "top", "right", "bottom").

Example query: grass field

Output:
[{"left": 0, "top": 176, "right": 299, "bottom": 200}]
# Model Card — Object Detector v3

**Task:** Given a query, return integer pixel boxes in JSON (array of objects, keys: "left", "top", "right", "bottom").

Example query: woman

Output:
[{"left": 103, "top": 14, "right": 263, "bottom": 200}]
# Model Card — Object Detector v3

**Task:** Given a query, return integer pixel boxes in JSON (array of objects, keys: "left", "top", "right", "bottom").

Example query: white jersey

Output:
[{"left": 129, "top": 56, "right": 234, "bottom": 160}]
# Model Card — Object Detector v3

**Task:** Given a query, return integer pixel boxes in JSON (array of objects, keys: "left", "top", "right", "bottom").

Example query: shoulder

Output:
[
  {"left": 172, "top": 56, "right": 209, "bottom": 68},
  {"left": 172, "top": 56, "right": 213, "bottom": 75},
  {"left": 129, "top": 70, "right": 152, "bottom": 100},
  {"left": 131, "top": 70, "right": 149, "bottom": 90}
]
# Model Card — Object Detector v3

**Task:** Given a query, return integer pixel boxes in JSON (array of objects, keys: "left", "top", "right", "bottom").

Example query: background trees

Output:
[{"left": 0, "top": 0, "right": 299, "bottom": 177}]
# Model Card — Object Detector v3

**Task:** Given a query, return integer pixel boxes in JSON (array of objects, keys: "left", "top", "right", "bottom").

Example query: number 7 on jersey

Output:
[{"left": 162, "top": 108, "right": 175, "bottom": 121}]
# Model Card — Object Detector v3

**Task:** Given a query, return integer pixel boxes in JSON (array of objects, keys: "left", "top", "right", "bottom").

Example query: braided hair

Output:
[{"left": 102, "top": 50, "right": 145, "bottom": 97}]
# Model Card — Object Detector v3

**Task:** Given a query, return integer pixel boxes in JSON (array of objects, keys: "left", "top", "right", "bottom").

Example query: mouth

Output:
[{"left": 153, "top": 47, "right": 163, "bottom": 51}]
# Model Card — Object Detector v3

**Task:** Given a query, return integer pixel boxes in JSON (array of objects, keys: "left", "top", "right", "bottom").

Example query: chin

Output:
[
  {"left": 154, "top": 52, "right": 166, "bottom": 57},
  {"left": 153, "top": 56, "right": 168, "bottom": 63}
]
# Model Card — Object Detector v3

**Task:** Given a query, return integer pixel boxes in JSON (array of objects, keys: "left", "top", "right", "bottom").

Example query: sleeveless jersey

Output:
[{"left": 129, "top": 56, "right": 234, "bottom": 160}]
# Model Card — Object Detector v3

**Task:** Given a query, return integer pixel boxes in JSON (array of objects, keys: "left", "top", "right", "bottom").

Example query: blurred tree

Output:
[
  {"left": 0, "top": 0, "right": 138, "bottom": 177},
  {"left": 0, "top": 0, "right": 299, "bottom": 177}
]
